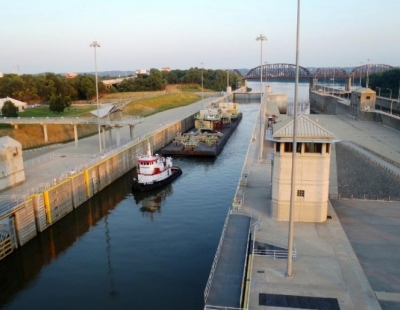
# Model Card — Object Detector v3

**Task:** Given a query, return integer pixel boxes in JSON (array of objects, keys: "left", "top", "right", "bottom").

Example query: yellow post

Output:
[
  {"left": 84, "top": 169, "right": 91, "bottom": 197},
  {"left": 43, "top": 190, "right": 52, "bottom": 224}
]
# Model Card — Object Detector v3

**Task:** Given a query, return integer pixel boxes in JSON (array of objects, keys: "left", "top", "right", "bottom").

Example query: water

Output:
[
  {"left": 247, "top": 80, "right": 311, "bottom": 104},
  {"left": 0, "top": 104, "right": 260, "bottom": 310}
]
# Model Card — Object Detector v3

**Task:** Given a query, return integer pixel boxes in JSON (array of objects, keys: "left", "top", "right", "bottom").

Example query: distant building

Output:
[
  {"left": 66, "top": 73, "right": 78, "bottom": 79},
  {"left": 0, "top": 72, "right": 3, "bottom": 78},
  {"left": 161, "top": 67, "right": 171, "bottom": 72},
  {"left": 135, "top": 69, "right": 148, "bottom": 75},
  {"left": 0, "top": 97, "right": 27, "bottom": 112},
  {"left": 351, "top": 87, "right": 376, "bottom": 112}
]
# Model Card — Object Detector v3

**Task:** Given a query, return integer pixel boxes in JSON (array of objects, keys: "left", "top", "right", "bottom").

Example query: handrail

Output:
[
  {"left": 204, "top": 306, "right": 245, "bottom": 310},
  {"left": 253, "top": 249, "right": 297, "bottom": 260},
  {"left": 204, "top": 210, "right": 231, "bottom": 303}
]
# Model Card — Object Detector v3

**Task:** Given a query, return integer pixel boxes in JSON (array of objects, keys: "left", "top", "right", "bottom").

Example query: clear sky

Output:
[{"left": 1, "top": 0, "right": 399, "bottom": 74}]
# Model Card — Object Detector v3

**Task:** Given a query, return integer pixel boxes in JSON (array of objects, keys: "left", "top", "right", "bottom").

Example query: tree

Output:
[
  {"left": 1, "top": 100, "right": 18, "bottom": 117},
  {"left": 49, "top": 95, "right": 71, "bottom": 113}
]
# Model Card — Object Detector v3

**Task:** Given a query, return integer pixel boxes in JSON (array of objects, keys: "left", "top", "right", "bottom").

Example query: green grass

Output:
[
  {"left": 123, "top": 93, "right": 200, "bottom": 116},
  {"left": 18, "top": 105, "right": 96, "bottom": 118}
]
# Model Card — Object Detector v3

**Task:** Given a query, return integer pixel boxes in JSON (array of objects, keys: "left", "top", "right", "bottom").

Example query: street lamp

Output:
[
  {"left": 256, "top": 34, "right": 267, "bottom": 160},
  {"left": 90, "top": 40, "right": 102, "bottom": 153},
  {"left": 256, "top": 34, "right": 267, "bottom": 97},
  {"left": 366, "top": 59, "right": 370, "bottom": 89},
  {"left": 287, "top": 0, "right": 301, "bottom": 278},
  {"left": 387, "top": 88, "right": 392, "bottom": 114},
  {"left": 359, "top": 61, "right": 363, "bottom": 86},
  {"left": 376, "top": 87, "right": 381, "bottom": 97},
  {"left": 201, "top": 62, "right": 204, "bottom": 101}
]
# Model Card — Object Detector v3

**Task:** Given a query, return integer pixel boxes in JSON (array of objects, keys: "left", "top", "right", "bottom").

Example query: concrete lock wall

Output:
[
  {"left": 1, "top": 115, "right": 194, "bottom": 260},
  {"left": 309, "top": 91, "right": 351, "bottom": 116},
  {"left": 14, "top": 198, "right": 37, "bottom": 246}
]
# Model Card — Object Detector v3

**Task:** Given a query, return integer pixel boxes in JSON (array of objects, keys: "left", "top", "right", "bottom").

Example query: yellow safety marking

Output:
[
  {"left": 84, "top": 169, "right": 91, "bottom": 197},
  {"left": 43, "top": 190, "right": 52, "bottom": 224}
]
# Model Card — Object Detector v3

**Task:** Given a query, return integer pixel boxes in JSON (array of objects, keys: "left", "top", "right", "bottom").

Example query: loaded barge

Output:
[{"left": 159, "top": 102, "right": 242, "bottom": 156}]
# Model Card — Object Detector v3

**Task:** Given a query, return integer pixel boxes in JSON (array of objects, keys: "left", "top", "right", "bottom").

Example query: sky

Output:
[{"left": 1, "top": 0, "right": 399, "bottom": 74}]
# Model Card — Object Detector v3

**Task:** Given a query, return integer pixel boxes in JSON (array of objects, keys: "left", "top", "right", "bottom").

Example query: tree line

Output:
[
  {"left": 368, "top": 68, "right": 400, "bottom": 99},
  {"left": 0, "top": 68, "right": 243, "bottom": 102}
]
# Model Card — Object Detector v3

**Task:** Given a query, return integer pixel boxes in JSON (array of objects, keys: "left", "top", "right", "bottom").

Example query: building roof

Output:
[
  {"left": 0, "top": 97, "right": 27, "bottom": 107},
  {"left": 352, "top": 87, "right": 376, "bottom": 94},
  {"left": 269, "top": 114, "right": 339, "bottom": 143},
  {"left": 90, "top": 104, "right": 122, "bottom": 118}
]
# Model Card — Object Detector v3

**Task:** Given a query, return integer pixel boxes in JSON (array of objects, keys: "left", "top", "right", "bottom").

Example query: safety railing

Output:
[
  {"left": 204, "top": 306, "right": 245, "bottom": 310},
  {"left": 204, "top": 210, "right": 231, "bottom": 303},
  {"left": 230, "top": 207, "right": 262, "bottom": 232},
  {"left": 253, "top": 231, "right": 296, "bottom": 260}
]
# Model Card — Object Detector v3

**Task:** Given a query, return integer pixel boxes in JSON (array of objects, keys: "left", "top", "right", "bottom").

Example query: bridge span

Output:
[{"left": 242, "top": 63, "right": 394, "bottom": 79}]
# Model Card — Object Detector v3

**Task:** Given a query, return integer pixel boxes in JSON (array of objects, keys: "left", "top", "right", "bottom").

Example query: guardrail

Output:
[
  {"left": 205, "top": 306, "right": 245, "bottom": 310},
  {"left": 204, "top": 210, "right": 231, "bottom": 303},
  {"left": 253, "top": 231, "right": 296, "bottom": 260}
]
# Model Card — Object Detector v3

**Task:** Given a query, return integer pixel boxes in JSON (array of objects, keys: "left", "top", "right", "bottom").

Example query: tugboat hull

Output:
[{"left": 132, "top": 166, "right": 182, "bottom": 192}]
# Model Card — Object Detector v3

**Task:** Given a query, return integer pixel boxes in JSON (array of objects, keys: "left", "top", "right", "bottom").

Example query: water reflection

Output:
[
  {"left": 0, "top": 171, "right": 133, "bottom": 307},
  {"left": 132, "top": 185, "right": 173, "bottom": 221}
]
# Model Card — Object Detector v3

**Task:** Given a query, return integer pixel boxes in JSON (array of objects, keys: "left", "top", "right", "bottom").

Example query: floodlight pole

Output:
[
  {"left": 201, "top": 62, "right": 204, "bottom": 101},
  {"left": 287, "top": 0, "right": 301, "bottom": 278},
  {"left": 256, "top": 34, "right": 267, "bottom": 160},
  {"left": 90, "top": 41, "right": 102, "bottom": 153}
]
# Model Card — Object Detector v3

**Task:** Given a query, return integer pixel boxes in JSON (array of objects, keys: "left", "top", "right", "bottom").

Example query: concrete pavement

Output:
[{"left": 241, "top": 111, "right": 400, "bottom": 309}]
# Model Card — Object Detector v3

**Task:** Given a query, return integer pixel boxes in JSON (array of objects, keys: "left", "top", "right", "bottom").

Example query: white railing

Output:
[
  {"left": 204, "top": 306, "right": 245, "bottom": 310},
  {"left": 230, "top": 207, "right": 262, "bottom": 232},
  {"left": 204, "top": 210, "right": 231, "bottom": 303},
  {"left": 253, "top": 231, "right": 297, "bottom": 260}
]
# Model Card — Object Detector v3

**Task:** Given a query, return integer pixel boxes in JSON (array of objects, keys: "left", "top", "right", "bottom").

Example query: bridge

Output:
[{"left": 242, "top": 63, "right": 394, "bottom": 79}]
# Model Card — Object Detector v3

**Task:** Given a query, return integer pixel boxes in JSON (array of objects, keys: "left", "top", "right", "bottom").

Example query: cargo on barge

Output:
[{"left": 159, "top": 102, "right": 242, "bottom": 156}]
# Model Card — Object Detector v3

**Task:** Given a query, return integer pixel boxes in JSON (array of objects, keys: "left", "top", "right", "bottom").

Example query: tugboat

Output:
[{"left": 131, "top": 148, "right": 182, "bottom": 192}]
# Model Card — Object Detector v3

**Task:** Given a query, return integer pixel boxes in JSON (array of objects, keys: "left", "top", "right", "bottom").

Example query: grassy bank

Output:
[{"left": 3, "top": 88, "right": 201, "bottom": 148}]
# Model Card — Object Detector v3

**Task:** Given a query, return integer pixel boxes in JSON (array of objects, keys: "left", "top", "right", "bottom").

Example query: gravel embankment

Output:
[{"left": 335, "top": 142, "right": 400, "bottom": 201}]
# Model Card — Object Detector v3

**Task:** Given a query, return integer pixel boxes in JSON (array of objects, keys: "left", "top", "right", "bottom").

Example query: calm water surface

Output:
[
  {"left": 0, "top": 103, "right": 260, "bottom": 310},
  {"left": 1, "top": 82, "right": 314, "bottom": 310}
]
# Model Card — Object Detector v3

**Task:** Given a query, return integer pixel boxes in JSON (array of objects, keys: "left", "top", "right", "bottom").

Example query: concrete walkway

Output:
[{"left": 242, "top": 111, "right": 386, "bottom": 309}]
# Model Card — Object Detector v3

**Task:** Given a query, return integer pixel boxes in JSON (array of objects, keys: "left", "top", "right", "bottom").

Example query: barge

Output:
[{"left": 159, "top": 102, "right": 242, "bottom": 156}]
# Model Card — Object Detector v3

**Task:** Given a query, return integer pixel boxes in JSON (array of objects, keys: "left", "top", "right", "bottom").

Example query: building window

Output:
[
  {"left": 276, "top": 142, "right": 280, "bottom": 153},
  {"left": 366, "top": 96, "right": 370, "bottom": 100},
  {"left": 305, "top": 142, "right": 322, "bottom": 154},
  {"left": 284, "top": 142, "right": 301, "bottom": 153},
  {"left": 326, "top": 143, "right": 330, "bottom": 154},
  {"left": 297, "top": 190, "right": 305, "bottom": 197}
]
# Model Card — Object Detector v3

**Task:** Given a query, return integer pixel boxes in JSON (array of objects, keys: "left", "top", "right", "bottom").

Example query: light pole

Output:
[
  {"left": 387, "top": 88, "right": 392, "bottom": 114},
  {"left": 366, "top": 59, "right": 370, "bottom": 88},
  {"left": 90, "top": 41, "right": 102, "bottom": 153},
  {"left": 376, "top": 87, "right": 381, "bottom": 97},
  {"left": 287, "top": 0, "right": 301, "bottom": 278},
  {"left": 256, "top": 34, "right": 267, "bottom": 97},
  {"left": 264, "top": 61, "right": 268, "bottom": 91},
  {"left": 256, "top": 34, "right": 267, "bottom": 160},
  {"left": 201, "top": 62, "right": 204, "bottom": 101},
  {"left": 359, "top": 61, "right": 363, "bottom": 86}
]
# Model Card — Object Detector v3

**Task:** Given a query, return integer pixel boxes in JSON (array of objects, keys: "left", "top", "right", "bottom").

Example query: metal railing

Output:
[
  {"left": 253, "top": 231, "right": 296, "bottom": 260},
  {"left": 204, "top": 210, "right": 231, "bottom": 303},
  {"left": 205, "top": 306, "right": 245, "bottom": 310}
]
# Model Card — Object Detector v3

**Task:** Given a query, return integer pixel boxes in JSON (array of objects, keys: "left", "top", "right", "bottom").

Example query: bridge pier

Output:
[
  {"left": 73, "top": 124, "right": 78, "bottom": 147},
  {"left": 345, "top": 77, "right": 352, "bottom": 91},
  {"left": 42, "top": 124, "right": 48, "bottom": 142},
  {"left": 129, "top": 125, "right": 135, "bottom": 140},
  {"left": 310, "top": 78, "right": 318, "bottom": 91},
  {"left": 101, "top": 126, "right": 106, "bottom": 150},
  {"left": 109, "top": 127, "right": 112, "bottom": 147},
  {"left": 116, "top": 127, "right": 121, "bottom": 147}
]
